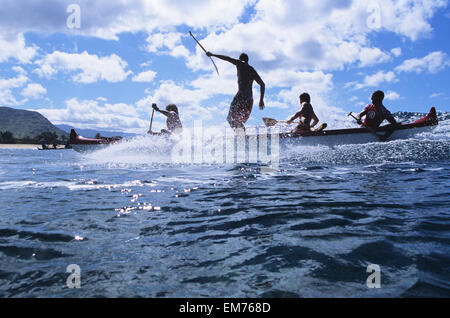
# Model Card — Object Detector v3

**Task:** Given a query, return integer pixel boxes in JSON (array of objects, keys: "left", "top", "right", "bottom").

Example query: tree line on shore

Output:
[{"left": 0, "top": 131, "right": 68, "bottom": 144}]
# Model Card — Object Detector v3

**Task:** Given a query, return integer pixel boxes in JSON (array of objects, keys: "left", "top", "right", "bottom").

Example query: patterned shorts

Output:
[{"left": 229, "top": 93, "right": 253, "bottom": 123}]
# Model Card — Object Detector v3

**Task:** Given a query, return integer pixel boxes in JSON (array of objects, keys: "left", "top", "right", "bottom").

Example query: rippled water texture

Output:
[{"left": 0, "top": 113, "right": 449, "bottom": 297}]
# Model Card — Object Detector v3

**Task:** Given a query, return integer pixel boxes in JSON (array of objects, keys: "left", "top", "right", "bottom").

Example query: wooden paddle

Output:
[
  {"left": 148, "top": 108, "right": 155, "bottom": 134},
  {"left": 262, "top": 117, "right": 295, "bottom": 127},
  {"left": 189, "top": 31, "right": 220, "bottom": 77},
  {"left": 262, "top": 117, "right": 327, "bottom": 132},
  {"left": 263, "top": 117, "right": 290, "bottom": 127}
]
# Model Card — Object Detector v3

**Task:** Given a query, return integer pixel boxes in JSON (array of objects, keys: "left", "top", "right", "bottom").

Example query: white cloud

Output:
[
  {"left": 0, "top": 33, "right": 37, "bottom": 64},
  {"left": 377, "top": 0, "right": 448, "bottom": 41},
  {"left": 21, "top": 83, "right": 47, "bottom": 99},
  {"left": 146, "top": 32, "right": 190, "bottom": 59},
  {"left": 348, "top": 70, "right": 398, "bottom": 90},
  {"left": 34, "top": 51, "right": 132, "bottom": 83},
  {"left": 183, "top": 0, "right": 446, "bottom": 75},
  {"left": 0, "top": 74, "right": 29, "bottom": 106},
  {"left": 0, "top": 75, "right": 29, "bottom": 90},
  {"left": 0, "top": 0, "right": 444, "bottom": 71},
  {"left": 137, "top": 80, "right": 209, "bottom": 107},
  {"left": 12, "top": 66, "right": 27, "bottom": 74},
  {"left": 385, "top": 90, "right": 401, "bottom": 100},
  {"left": 0, "top": 0, "right": 433, "bottom": 75},
  {"left": 264, "top": 70, "right": 333, "bottom": 92},
  {"left": 395, "top": 51, "right": 450, "bottom": 74},
  {"left": 37, "top": 98, "right": 147, "bottom": 132},
  {"left": 358, "top": 47, "right": 391, "bottom": 67},
  {"left": 0, "top": 0, "right": 253, "bottom": 40},
  {"left": 132, "top": 70, "right": 157, "bottom": 83},
  {"left": 429, "top": 92, "right": 444, "bottom": 98},
  {"left": 391, "top": 47, "right": 402, "bottom": 57}
]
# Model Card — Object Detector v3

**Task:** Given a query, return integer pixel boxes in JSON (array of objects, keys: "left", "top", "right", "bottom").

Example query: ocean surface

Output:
[{"left": 0, "top": 111, "right": 449, "bottom": 298}]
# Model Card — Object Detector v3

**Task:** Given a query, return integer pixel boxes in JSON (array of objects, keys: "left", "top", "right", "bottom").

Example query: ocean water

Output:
[{"left": 0, "top": 112, "right": 449, "bottom": 298}]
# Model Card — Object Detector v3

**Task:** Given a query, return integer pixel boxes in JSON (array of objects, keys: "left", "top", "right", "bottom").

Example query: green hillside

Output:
[{"left": 0, "top": 106, "right": 68, "bottom": 140}]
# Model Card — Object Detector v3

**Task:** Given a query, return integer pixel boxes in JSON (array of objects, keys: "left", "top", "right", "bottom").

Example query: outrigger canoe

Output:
[
  {"left": 69, "top": 129, "right": 123, "bottom": 153},
  {"left": 279, "top": 107, "right": 438, "bottom": 147},
  {"left": 69, "top": 107, "right": 438, "bottom": 152}
]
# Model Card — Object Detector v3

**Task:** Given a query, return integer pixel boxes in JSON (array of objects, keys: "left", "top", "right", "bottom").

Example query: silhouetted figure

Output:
[
  {"left": 150, "top": 103, "right": 183, "bottom": 135},
  {"left": 356, "top": 90, "right": 398, "bottom": 141},
  {"left": 206, "top": 52, "right": 265, "bottom": 130},
  {"left": 287, "top": 92, "right": 319, "bottom": 133}
]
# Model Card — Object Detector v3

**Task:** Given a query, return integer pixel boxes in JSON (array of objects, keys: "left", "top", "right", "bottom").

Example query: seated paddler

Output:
[
  {"left": 356, "top": 90, "right": 398, "bottom": 141},
  {"left": 150, "top": 103, "right": 183, "bottom": 135},
  {"left": 286, "top": 92, "right": 319, "bottom": 133}
]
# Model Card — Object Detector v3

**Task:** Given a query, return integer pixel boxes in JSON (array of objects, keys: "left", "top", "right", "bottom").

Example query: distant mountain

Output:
[
  {"left": 0, "top": 106, "right": 68, "bottom": 139},
  {"left": 56, "top": 124, "right": 138, "bottom": 138}
]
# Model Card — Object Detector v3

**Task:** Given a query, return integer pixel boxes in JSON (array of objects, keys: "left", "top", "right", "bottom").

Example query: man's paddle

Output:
[
  {"left": 189, "top": 31, "right": 219, "bottom": 76},
  {"left": 148, "top": 108, "right": 155, "bottom": 134},
  {"left": 347, "top": 112, "right": 385, "bottom": 142},
  {"left": 262, "top": 117, "right": 294, "bottom": 127},
  {"left": 262, "top": 117, "right": 327, "bottom": 132}
]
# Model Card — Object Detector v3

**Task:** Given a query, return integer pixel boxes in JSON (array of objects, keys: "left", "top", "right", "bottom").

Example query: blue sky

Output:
[{"left": 0, "top": 0, "right": 449, "bottom": 133}]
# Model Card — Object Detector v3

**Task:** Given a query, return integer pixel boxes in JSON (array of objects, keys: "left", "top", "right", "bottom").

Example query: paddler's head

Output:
[
  {"left": 371, "top": 90, "right": 384, "bottom": 105},
  {"left": 299, "top": 92, "right": 311, "bottom": 104},
  {"left": 166, "top": 104, "right": 179, "bottom": 115},
  {"left": 239, "top": 53, "right": 249, "bottom": 63}
]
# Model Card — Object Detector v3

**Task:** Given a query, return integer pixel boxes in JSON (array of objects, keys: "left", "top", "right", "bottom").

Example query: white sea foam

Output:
[
  {"left": 0, "top": 179, "right": 155, "bottom": 191},
  {"left": 70, "top": 115, "right": 450, "bottom": 167}
]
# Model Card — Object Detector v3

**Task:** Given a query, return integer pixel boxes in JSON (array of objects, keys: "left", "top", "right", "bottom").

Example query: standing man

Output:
[{"left": 206, "top": 52, "right": 265, "bottom": 130}]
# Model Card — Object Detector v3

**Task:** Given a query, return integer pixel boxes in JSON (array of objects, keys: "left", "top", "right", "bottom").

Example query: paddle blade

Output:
[
  {"left": 262, "top": 117, "right": 279, "bottom": 127},
  {"left": 312, "top": 123, "right": 327, "bottom": 132}
]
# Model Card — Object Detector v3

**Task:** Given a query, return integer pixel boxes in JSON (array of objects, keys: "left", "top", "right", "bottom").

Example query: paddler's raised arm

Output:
[
  {"left": 152, "top": 104, "right": 171, "bottom": 117},
  {"left": 206, "top": 52, "right": 239, "bottom": 66}
]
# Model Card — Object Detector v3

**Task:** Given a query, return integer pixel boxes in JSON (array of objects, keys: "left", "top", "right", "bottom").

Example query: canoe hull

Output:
[
  {"left": 278, "top": 106, "right": 438, "bottom": 147},
  {"left": 279, "top": 124, "right": 435, "bottom": 147},
  {"left": 69, "top": 107, "right": 439, "bottom": 152}
]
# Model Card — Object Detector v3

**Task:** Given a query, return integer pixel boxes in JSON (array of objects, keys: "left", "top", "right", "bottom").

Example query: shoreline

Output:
[
  {"left": 0, "top": 144, "right": 67, "bottom": 149},
  {"left": 0, "top": 144, "right": 40, "bottom": 149}
]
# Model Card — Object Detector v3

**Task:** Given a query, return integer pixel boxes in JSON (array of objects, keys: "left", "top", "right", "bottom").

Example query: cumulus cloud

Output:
[
  {"left": 182, "top": 0, "right": 447, "bottom": 75},
  {"left": 132, "top": 70, "right": 157, "bottom": 83},
  {"left": 34, "top": 51, "right": 132, "bottom": 83},
  {"left": 0, "top": 33, "right": 37, "bottom": 63},
  {"left": 346, "top": 50, "right": 449, "bottom": 92},
  {"left": 3, "top": 0, "right": 442, "bottom": 69},
  {"left": 395, "top": 51, "right": 450, "bottom": 74},
  {"left": 0, "top": 74, "right": 29, "bottom": 105},
  {"left": 12, "top": 66, "right": 27, "bottom": 74},
  {"left": 385, "top": 90, "right": 401, "bottom": 100},
  {"left": 36, "top": 98, "right": 147, "bottom": 132},
  {"left": 21, "top": 83, "right": 47, "bottom": 99},
  {"left": 347, "top": 70, "right": 398, "bottom": 90},
  {"left": 0, "top": 0, "right": 253, "bottom": 40},
  {"left": 146, "top": 32, "right": 190, "bottom": 59},
  {"left": 391, "top": 47, "right": 402, "bottom": 57},
  {"left": 377, "top": 0, "right": 448, "bottom": 41}
]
